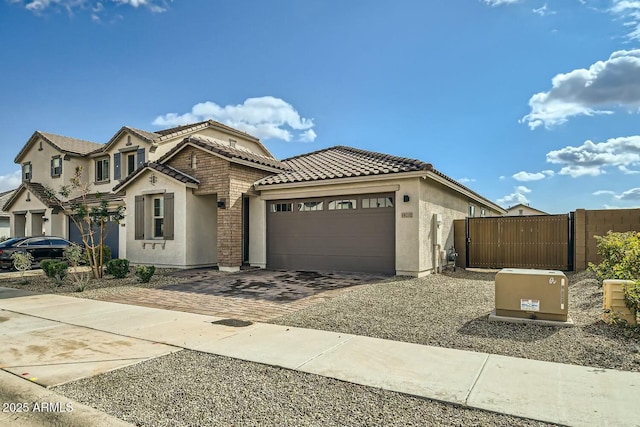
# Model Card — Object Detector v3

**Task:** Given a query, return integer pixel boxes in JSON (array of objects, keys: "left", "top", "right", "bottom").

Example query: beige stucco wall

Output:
[
  {"left": 255, "top": 176, "right": 422, "bottom": 276},
  {"left": 255, "top": 174, "right": 503, "bottom": 277},
  {"left": 248, "top": 196, "right": 267, "bottom": 268},
  {"left": 153, "top": 127, "right": 271, "bottom": 159},
  {"left": 19, "top": 137, "right": 89, "bottom": 192},
  {"left": 94, "top": 132, "right": 151, "bottom": 193},
  {"left": 185, "top": 192, "right": 217, "bottom": 266},
  {"left": 122, "top": 169, "right": 217, "bottom": 268}
]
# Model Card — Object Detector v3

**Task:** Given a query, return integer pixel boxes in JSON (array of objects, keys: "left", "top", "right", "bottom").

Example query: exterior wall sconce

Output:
[
  {"left": 42, "top": 217, "right": 49, "bottom": 222},
  {"left": 217, "top": 199, "right": 226, "bottom": 209},
  {"left": 403, "top": 195, "right": 410, "bottom": 203}
]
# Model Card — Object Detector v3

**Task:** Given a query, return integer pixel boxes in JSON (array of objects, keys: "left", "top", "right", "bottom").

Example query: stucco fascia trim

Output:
[
  {"left": 424, "top": 171, "right": 506, "bottom": 214},
  {"left": 255, "top": 170, "right": 427, "bottom": 192},
  {"left": 259, "top": 184, "right": 401, "bottom": 200}
]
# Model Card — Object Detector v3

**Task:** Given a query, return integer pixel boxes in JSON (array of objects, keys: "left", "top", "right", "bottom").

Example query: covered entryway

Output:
[
  {"left": 69, "top": 217, "right": 120, "bottom": 259},
  {"left": 266, "top": 193, "right": 395, "bottom": 274}
]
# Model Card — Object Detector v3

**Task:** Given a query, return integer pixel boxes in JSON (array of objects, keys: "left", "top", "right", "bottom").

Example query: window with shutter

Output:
[
  {"left": 135, "top": 195, "right": 144, "bottom": 240},
  {"left": 114, "top": 153, "right": 121, "bottom": 180}
]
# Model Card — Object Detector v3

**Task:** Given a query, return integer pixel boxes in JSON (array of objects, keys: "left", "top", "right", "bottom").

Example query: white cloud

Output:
[
  {"left": 483, "top": 0, "right": 520, "bottom": 6},
  {"left": 616, "top": 187, "right": 640, "bottom": 200},
  {"left": 610, "top": 0, "right": 640, "bottom": 40},
  {"left": 512, "top": 170, "right": 554, "bottom": 181},
  {"left": 153, "top": 96, "right": 316, "bottom": 143},
  {"left": 497, "top": 185, "right": 531, "bottom": 206},
  {"left": 9, "top": 0, "right": 168, "bottom": 16},
  {"left": 0, "top": 170, "right": 22, "bottom": 193},
  {"left": 458, "top": 177, "right": 476, "bottom": 184},
  {"left": 546, "top": 135, "right": 640, "bottom": 177},
  {"left": 521, "top": 49, "right": 640, "bottom": 129},
  {"left": 592, "top": 190, "right": 616, "bottom": 196},
  {"left": 533, "top": 4, "right": 555, "bottom": 16},
  {"left": 619, "top": 165, "right": 640, "bottom": 174}
]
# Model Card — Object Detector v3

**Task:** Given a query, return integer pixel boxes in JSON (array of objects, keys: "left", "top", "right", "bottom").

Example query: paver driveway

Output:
[{"left": 99, "top": 269, "right": 389, "bottom": 322}]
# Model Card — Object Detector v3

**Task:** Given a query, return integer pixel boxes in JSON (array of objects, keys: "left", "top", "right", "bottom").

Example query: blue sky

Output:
[{"left": 1, "top": 0, "right": 639, "bottom": 213}]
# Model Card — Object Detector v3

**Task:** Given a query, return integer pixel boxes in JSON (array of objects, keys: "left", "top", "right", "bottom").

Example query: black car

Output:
[{"left": 0, "top": 236, "right": 74, "bottom": 269}]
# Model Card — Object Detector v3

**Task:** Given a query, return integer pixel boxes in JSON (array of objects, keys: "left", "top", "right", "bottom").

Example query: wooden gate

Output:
[{"left": 465, "top": 214, "right": 572, "bottom": 270}]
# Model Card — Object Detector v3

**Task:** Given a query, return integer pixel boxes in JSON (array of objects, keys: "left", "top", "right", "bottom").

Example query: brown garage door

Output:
[{"left": 267, "top": 193, "right": 395, "bottom": 274}]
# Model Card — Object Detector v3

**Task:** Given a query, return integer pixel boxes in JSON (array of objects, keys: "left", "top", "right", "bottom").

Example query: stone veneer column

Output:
[{"left": 216, "top": 187, "right": 243, "bottom": 271}]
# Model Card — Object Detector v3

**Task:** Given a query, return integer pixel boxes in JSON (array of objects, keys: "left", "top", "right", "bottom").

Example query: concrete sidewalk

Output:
[{"left": 1, "top": 287, "right": 639, "bottom": 427}]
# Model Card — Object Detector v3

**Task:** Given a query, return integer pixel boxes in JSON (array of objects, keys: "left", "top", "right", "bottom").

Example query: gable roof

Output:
[
  {"left": 506, "top": 203, "right": 549, "bottom": 215},
  {"left": 112, "top": 162, "right": 200, "bottom": 192},
  {"left": 0, "top": 189, "right": 16, "bottom": 217},
  {"left": 15, "top": 131, "right": 103, "bottom": 163},
  {"left": 256, "top": 145, "right": 431, "bottom": 185},
  {"left": 100, "top": 120, "right": 273, "bottom": 158},
  {"left": 158, "top": 135, "right": 288, "bottom": 172},
  {"left": 2, "top": 182, "right": 62, "bottom": 212}
]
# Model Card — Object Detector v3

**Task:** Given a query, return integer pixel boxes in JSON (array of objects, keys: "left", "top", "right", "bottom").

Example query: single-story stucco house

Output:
[{"left": 3, "top": 120, "right": 505, "bottom": 276}]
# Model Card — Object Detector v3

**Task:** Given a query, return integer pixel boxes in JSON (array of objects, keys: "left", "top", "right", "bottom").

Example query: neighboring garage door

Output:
[
  {"left": 267, "top": 193, "right": 395, "bottom": 274},
  {"left": 69, "top": 217, "right": 120, "bottom": 259}
]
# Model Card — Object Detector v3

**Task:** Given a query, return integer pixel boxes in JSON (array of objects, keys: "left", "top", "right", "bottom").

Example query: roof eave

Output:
[
  {"left": 424, "top": 171, "right": 507, "bottom": 214},
  {"left": 254, "top": 170, "right": 429, "bottom": 191}
]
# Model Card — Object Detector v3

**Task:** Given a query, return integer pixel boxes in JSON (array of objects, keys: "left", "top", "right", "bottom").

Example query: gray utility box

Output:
[{"left": 495, "top": 268, "right": 569, "bottom": 322}]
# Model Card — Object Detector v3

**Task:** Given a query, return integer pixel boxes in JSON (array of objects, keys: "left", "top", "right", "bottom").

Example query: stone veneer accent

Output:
[{"left": 167, "top": 147, "right": 273, "bottom": 268}]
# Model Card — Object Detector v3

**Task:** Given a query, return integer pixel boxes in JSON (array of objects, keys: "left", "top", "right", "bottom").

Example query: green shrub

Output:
[
  {"left": 39, "top": 259, "right": 55, "bottom": 276},
  {"left": 135, "top": 265, "right": 155, "bottom": 283},
  {"left": 589, "top": 231, "right": 640, "bottom": 282},
  {"left": 105, "top": 259, "right": 130, "bottom": 279},
  {"left": 590, "top": 231, "right": 640, "bottom": 321},
  {"left": 85, "top": 244, "right": 112, "bottom": 265},
  {"left": 46, "top": 261, "right": 69, "bottom": 285}
]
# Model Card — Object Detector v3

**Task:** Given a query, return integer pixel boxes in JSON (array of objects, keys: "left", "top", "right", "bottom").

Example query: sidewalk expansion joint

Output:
[
  {"left": 464, "top": 353, "right": 490, "bottom": 406},
  {"left": 294, "top": 335, "right": 355, "bottom": 370}
]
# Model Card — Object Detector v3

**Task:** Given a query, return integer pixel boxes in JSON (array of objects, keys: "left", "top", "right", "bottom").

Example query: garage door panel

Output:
[{"left": 267, "top": 194, "right": 395, "bottom": 274}]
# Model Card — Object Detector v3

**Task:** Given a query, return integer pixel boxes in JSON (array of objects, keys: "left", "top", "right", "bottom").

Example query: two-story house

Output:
[{"left": 4, "top": 120, "right": 506, "bottom": 276}]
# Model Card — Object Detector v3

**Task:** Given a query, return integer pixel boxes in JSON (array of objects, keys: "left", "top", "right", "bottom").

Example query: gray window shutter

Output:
[
  {"left": 137, "top": 148, "right": 145, "bottom": 168},
  {"left": 164, "top": 193, "right": 174, "bottom": 240},
  {"left": 135, "top": 195, "right": 144, "bottom": 240},
  {"left": 50, "top": 158, "right": 54, "bottom": 177},
  {"left": 114, "top": 153, "right": 121, "bottom": 180}
]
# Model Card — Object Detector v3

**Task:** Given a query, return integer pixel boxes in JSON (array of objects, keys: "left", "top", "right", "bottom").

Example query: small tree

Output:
[{"left": 45, "top": 166, "right": 124, "bottom": 279}]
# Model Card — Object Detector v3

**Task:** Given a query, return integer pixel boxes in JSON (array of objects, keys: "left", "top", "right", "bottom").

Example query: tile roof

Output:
[
  {"left": 159, "top": 135, "right": 289, "bottom": 171},
  {"left": 2, "top": 182, "right": 62, "bottom": 212},
  {"left": 66, "top": 192, "right": 125, "bottom": 206},
  {"left": 124, "top": 126, "right": 161, "bottom": 143},
  {"left": 112, "top": 162, "right": 199, "bottom": 192},
  {"left": 0, "top": 189, "right": 16, "bottom": 216},
  {"left": 15, "top": 131, "right": 103, "bottom": 163},
  {"left": 255, "top": 146, "right": 431, "bottom": 185},
  {"left": 38, "top": 132, "right": 103, "bottom": 155}
]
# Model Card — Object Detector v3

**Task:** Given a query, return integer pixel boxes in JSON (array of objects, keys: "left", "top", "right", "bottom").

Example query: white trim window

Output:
[
  {"left": 51, "top": 156, "right": 62, "bottom": 177},
  {"left": 95, "top": 157, "right": 110, "bottom": 183},
  {"left": 153, "top": 196, "right": 164, "bottom": 238},
  {"left": 22, "top": 162, "right": 32, "bottom": 181}
]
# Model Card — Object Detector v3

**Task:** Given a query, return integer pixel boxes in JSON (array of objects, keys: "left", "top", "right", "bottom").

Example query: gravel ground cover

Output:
[
  {"left": 0, "top": 268, "right": 200, "bottom": 299},
  {"left": 273, "top": 269, "right": 640, "bottom": 372},
  {"left": 53, "top": 349, "right": 556, "bottom": 427}
]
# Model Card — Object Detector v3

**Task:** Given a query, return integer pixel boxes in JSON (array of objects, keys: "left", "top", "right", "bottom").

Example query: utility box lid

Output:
[{"left": 495, "top": 268, "right": 569, "bottom": 322}]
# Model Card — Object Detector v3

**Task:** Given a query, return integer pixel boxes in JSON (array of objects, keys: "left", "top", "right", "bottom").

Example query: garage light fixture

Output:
[
  {"left": 403, "top": 195, "right": 410, "bottom": 202},
  {"left": 217, "top": 199, "right": 226, "bottom": 209}
]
